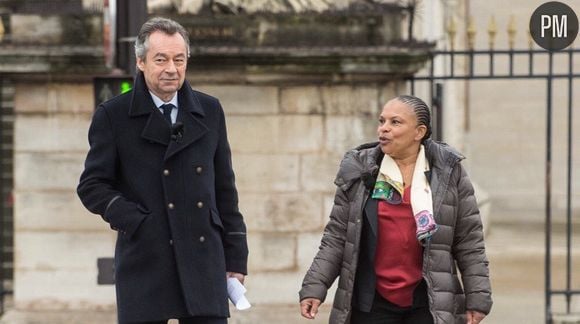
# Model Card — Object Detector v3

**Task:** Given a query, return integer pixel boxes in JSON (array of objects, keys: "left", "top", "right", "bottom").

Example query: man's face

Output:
[{"left": 137, "top": 31, "right": 188, "bottom": 102}]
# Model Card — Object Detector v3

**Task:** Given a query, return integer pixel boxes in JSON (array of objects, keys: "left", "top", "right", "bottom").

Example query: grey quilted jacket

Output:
[{"left": 299, "top": 139, "right": 492, "bottom": 324}]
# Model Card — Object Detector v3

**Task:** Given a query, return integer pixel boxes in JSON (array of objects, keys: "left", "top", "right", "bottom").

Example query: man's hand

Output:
[
  {"left": 466, "top": 310, "right": 486, "bottom": 324},
  {"left": 226, "top": 272, "right": 245, "bottom": 284},
  {"left": 300, "top": 298, "right": 321, "bottom": 319}
]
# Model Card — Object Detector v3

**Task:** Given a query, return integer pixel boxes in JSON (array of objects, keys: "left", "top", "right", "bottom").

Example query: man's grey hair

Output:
[
  {"left": 394, "top": 95, "right": 432, "bottom": 142},
  {"left": 134, "top": 17, "right": 190, "bottom": 60}
]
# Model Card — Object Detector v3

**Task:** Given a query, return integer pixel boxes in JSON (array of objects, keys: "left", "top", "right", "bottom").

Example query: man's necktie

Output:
[{"left": 160, "top": 104, "right": 174, "bottom": 124}]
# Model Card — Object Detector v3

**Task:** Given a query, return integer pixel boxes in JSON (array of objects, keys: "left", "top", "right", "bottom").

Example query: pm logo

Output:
[
  {"left": 530, "top": 1, "right": 579, "bottom": 51},
  {"left": 541, "top": 12, "right": 569, "bottom": 37}
]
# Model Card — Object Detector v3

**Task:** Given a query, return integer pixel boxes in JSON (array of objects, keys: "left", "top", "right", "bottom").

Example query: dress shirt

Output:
[{"left": 149, "top": 91, "right": 178, "bottom": 124}]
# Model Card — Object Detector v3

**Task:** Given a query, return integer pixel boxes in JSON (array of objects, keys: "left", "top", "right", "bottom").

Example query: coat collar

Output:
[
  {"left": 128, "top": 72, "right": 208, "bottom": 159},
  {"left": 423, "top": 139, "right": 464, "bottom": 220},
  {"left": 357, "top": 140, "right": 464, "bottom": 236},
  {"left": 128, "top": 72, "right": 205, "bottom": 118}
]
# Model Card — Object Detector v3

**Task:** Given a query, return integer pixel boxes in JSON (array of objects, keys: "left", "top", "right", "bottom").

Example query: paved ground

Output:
[
  {"left": 483, "top": 222, "right": 580, "bottom": 324},
  {"left": 1, "top": 222, "right": 579, "bottom": 323}
]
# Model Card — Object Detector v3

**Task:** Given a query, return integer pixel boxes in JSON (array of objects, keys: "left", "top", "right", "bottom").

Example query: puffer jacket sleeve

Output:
[
  {"left": 452, "top": 163, "right": 493, "bottom": 314},
  {"left": 299, "top": 182, "right": 350, "bottom": 303}
]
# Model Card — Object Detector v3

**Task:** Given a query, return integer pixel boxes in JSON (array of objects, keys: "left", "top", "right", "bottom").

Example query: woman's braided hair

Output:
[{"left": 394, "top": 95, "right": 432, "bottom": 142}]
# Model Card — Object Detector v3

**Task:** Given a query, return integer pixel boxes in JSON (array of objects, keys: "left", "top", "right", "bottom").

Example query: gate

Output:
[{"left": 408, "top": 21, "right": 579, "bottom": 324}]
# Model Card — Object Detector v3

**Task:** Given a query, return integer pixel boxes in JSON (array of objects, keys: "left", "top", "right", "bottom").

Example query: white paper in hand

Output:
[{"left": 227, "top": 278, "right": 251, "bottom": 310}]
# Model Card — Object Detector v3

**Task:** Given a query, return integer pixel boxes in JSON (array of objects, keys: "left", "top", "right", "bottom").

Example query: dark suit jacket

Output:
[{"left": 77, "top": 72, "right": 248, "bottom": 322}]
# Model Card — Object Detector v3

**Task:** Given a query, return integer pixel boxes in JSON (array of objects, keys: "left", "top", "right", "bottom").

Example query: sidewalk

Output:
[
  {"left": 1, "top": 222, "right": 578, "bottom": 324},
  {"left": 484, "top": 222, "right": 580, "bottom": 324},
  {"left": 0, "top": 305, "right": 329, "bottom": 324}
]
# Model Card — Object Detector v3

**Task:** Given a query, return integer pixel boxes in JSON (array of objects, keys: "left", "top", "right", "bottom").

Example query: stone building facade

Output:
[
  {"left": 11, "top": 0, "right": 575, "bottom": 322},
  {"left": 0, "top": 1, "right": 444, "bottom": 322}
]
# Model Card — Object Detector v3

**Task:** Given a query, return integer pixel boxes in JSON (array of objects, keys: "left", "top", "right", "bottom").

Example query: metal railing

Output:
[{"left": 408, "top": 14, "right": 578, "bottom": 323}]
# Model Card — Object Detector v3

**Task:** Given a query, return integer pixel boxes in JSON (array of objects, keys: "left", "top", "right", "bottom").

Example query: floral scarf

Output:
[{"left": 371, "top": 145, "right": 438, "bottom": 244}]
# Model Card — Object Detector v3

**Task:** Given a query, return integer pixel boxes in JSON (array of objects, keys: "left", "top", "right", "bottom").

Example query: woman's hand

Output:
[
  {"left": 300, "top": 298, "right": 321, "bottom": 319},
  {"left": 466, "top": 310, "right": 486, "bottom": 324}
]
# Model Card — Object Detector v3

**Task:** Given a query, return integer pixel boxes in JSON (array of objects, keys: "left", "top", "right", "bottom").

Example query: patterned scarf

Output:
[{"left": 371, "top": 145, "right": 438, "bottom": 244}]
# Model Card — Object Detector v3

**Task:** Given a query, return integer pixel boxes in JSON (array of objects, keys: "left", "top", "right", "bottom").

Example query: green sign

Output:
[
  {"left": 120, "top": 80, "right": 133, "bottom": 94},
  {"left": 93, "top": 76, "right": 134, "bottom": 106}
]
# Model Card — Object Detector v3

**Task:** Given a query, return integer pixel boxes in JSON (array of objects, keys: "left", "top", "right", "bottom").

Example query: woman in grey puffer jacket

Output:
[{"left": 299, "top": 95, "right": 492, "bottom": 324}]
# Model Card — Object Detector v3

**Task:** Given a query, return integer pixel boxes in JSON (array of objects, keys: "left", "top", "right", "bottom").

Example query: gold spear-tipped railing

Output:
[
  {"left": 488, "top": 16, "right": 497, "bottom": 75},
  {"left": 443, "top": 13, "right": 561, "bottom": 78},
  {"left": 445, "top": 14, "right": 547, "bottom": 51},
  {"left": 507, "top": 15, "right": 517, "bottom": 50},
  {"left": 467, "top": 16, "right": 476, "bottom": 50},
  {"left": 446, "top": 16, "right": 457, "bottom": 51},
  {"left": 488, "top": 16, "right": 497, "bottom": 50}
]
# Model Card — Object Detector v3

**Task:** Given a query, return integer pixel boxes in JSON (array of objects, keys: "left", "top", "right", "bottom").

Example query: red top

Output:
[{"left": 374, "top": 186, "right": 423, "bottom": 307}]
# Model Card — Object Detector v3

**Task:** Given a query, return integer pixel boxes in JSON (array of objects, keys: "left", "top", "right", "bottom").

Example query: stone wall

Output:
[
  {"left": 12, "top": 81, "right": 115, "bottom": 310},
  {"left": 11, "top": 79, "right": 403, "bottom": 310},
  {"left": 195, "top": 82, "right": 401, "bottom": 304}
]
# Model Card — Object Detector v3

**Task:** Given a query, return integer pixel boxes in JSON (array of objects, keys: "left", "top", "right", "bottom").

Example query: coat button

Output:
[
  {"left": 168, "top": 203, "right": 175, "bottom": 209},
  {"left": 199, "top": 236, "right": 205, "bottom": 243},
  {"left": 196, "top": 166, "right": 203, "bottom": 174},
  {"left": 163, "top": 169, "right": 170, "bottom": 176},
  {"left": 197, "top": 201, "right": 203, "bottom": 208},
  {"left": 169, "top": 239, "right": 174, "bottom": 245}
]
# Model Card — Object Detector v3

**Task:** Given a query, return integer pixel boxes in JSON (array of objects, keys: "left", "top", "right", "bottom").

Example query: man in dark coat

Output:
[{"left": 77, "top": 17, "right": 248, "bottom": 324}]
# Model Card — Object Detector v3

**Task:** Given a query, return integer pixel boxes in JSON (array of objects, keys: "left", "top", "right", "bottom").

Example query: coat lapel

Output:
[
  {"left": 364, "top": 197, "right": 378, "bottom": 237},
  {"left": 128, "top": 73, "right": 209, "bottom": 154},
  {"left": 164, "top": 81, "right": 208, "bottom": 161},
  {"left": 429, "top": 166, "right": 444, "bottom": 220},
  {"left": 129, "top": 72, "right": 171, "bottom": 146},
  {"left": 141, "top": 112, "right": 171, "bottom": 146},
  {"left": 424, "top": 139, "right": 463, "bottom": 222},
  {"left": 361, "top": 145, "right": 383, "bottom": 238}
]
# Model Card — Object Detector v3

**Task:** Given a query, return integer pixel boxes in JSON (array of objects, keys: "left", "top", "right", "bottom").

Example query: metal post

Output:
[
  {"left": 0, "top": 76, "right": 4, "bottom": 314},
  {"left": 429, "top": 54, "right": 435, "bottom": 139},
  {"left": 116, "top": 0, "right": 147, "bottom": 75},
  {"left": 407, "top": 3, "right": 415, "bottom": 42},
  {"left": 450, "top": 52, "right": 455, "bottom": 77},
  {"left": 529, "top": 50, "right": 534, "bottom": 76},
  {"left": 469, "top": 51, "right": 474, "bottom": 77},
  {"left": 545, "top": 51, "right": 553, "bottom": 324},
  {"left": 509, "top": 50, "right": 514, "bottom": 76},
  {"left": 434, "top": 83, "right": 443, "bottom": 142},
  {"left": 565, "top": 49, "right": 573, "bottom": 314},
  {"left": 489, "top": 51, "right": 494, "bottom": 76}
]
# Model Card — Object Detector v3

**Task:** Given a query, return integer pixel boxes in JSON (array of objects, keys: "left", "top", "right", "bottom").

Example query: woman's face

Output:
[{"left": 377, "top": 99, "right": 426, "bottom": 159}]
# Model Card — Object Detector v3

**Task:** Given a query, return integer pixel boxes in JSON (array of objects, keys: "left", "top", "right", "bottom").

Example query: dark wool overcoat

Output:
[{"left": 77, "top": 72, "right": 248, "bottom": 323}]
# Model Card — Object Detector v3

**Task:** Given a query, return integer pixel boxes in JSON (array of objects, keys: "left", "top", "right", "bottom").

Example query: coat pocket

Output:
[
  {"left": 136, "top": 203, "right": 151, "bottom": 215},
  {"left": 104, "top": 197, "right": 148, "bottom": 239},
  {"left": 130, "top": 204, "right": 151, "bottom": 240},
  {"left": 209, "top": 209, "right": 224, "bottom": 232}
]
